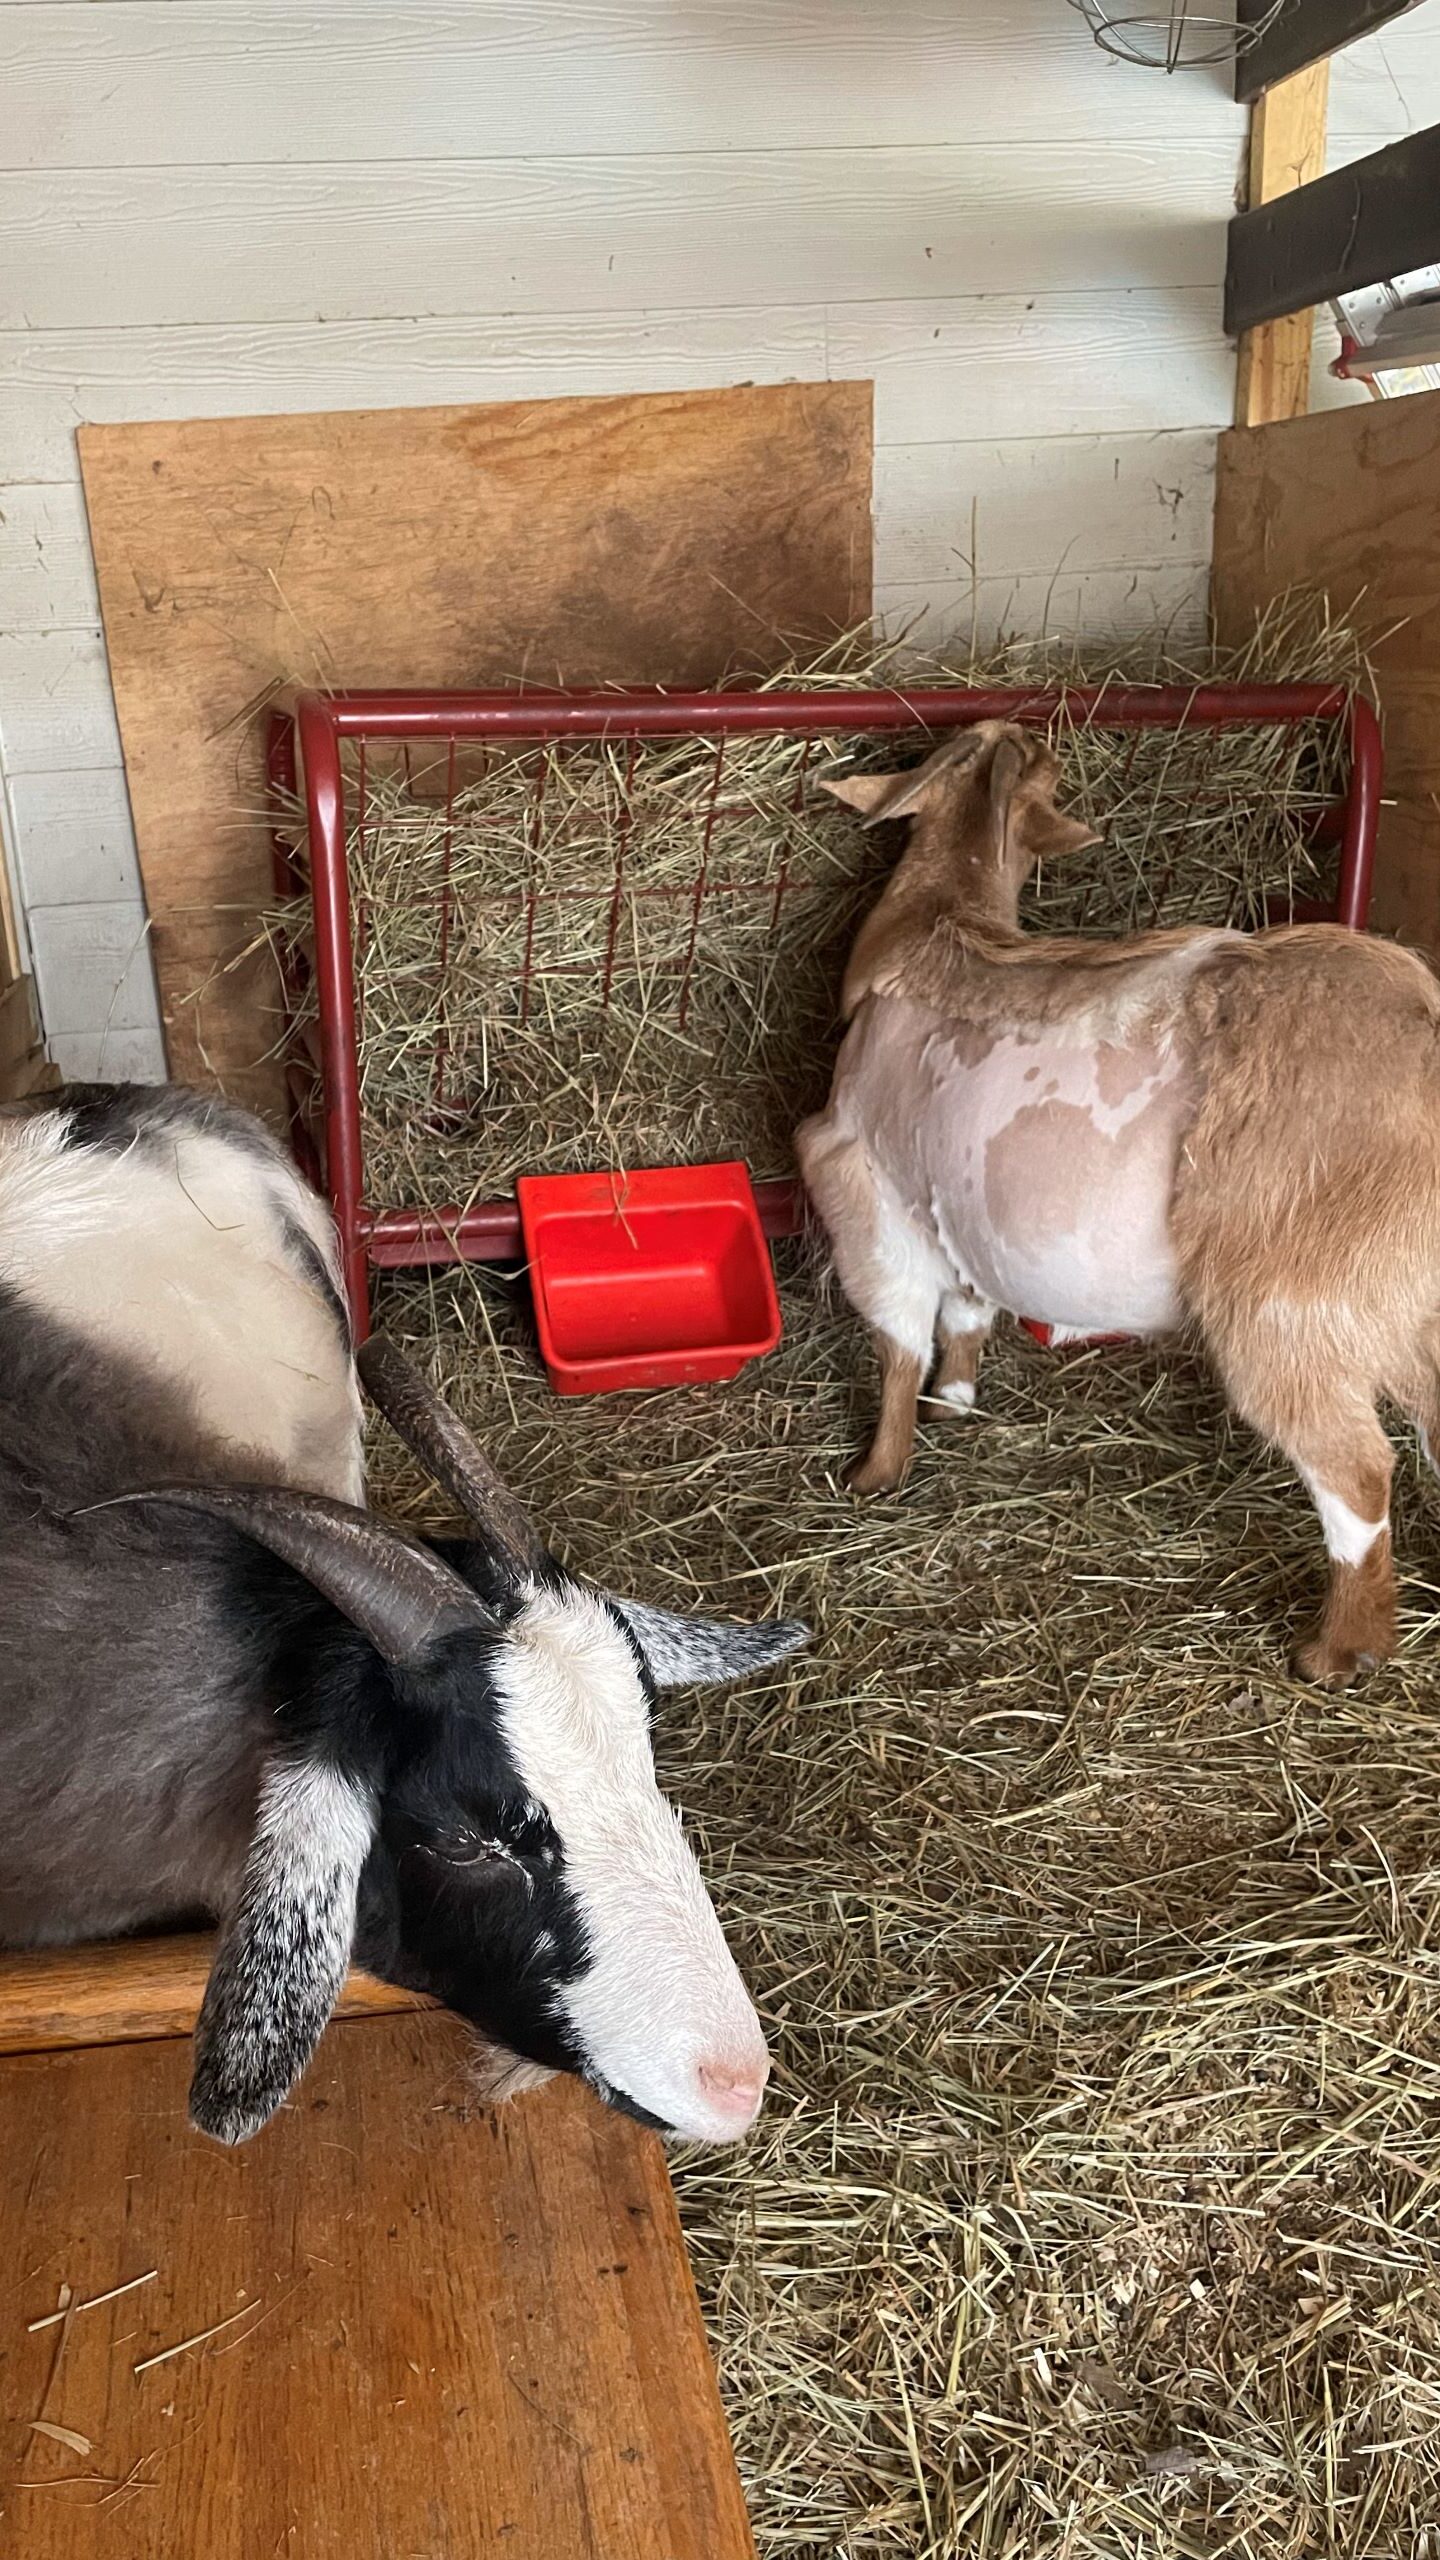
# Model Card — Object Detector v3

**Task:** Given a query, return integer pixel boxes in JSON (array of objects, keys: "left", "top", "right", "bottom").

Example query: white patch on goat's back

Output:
[
  {"left": 0, "top": 1111, "right": 363, "bottom": 1500},
  {"left": 492, "top": 1585, "right": 767, "bottom": 2141},
  {"left": 1300, "top": 1469, "right": 1386, "bottom": 1566}
]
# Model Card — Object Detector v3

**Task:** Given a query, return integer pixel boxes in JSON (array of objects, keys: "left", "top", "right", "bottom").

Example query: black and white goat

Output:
[{"left": 0, "top": 1084, "right": 806, "bottom": 2146}]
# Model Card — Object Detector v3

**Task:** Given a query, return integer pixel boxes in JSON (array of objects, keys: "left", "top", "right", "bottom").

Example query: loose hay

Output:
[
  {"left": 320, "top": 601, "right": 1440, "bottom": 2558},
  {"left": 369, "top": 1260, "right": 1440, "bottom": 2560}
]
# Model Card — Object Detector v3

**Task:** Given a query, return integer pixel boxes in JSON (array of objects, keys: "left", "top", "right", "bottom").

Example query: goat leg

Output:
[{"left": 846, "top": 1335, "right": 924, "bottom": 1497}]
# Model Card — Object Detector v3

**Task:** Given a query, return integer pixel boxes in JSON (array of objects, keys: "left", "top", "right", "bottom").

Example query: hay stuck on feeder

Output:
[{"left": 289, "top": 600, "right": 1440, "bottom": 2555}]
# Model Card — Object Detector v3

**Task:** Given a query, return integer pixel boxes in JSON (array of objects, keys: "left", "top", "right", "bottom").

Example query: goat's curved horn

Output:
[
  {"left": 357, "top": 1336, "right": 549, "bottom": 1579},
  {"left": 855, "top": 722, "right": 994, "bottom": 829},
  {"left": 83, "top": 1484, "right": 495, "bottom": 1665}
]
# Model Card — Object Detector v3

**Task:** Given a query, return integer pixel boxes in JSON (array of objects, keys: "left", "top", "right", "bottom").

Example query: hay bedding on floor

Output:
[
  {"left": 371, "top": 1264, "right": 1440, "bottom": 2560},
  {"left": 316, "top": 608, "right": 1440, "bottom": 2557}
]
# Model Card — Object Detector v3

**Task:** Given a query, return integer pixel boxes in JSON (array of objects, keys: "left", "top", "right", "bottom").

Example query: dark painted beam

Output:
[
  {"left": 1225, "top": 121, "right": 1440, "bottom": 332},
  {"left": 1237, "top": 0, "right": 1423, "bottom": 103}
]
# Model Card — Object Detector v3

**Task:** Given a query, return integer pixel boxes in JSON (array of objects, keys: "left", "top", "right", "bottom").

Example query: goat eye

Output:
[{"left": 425, "top": 1831, "right": 506, "bottom": 1868}]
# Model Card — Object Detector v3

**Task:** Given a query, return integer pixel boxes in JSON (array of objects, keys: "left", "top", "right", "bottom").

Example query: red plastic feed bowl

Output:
[{"left": 516, "top": 1162, "right": 782, "bottom": 1397}]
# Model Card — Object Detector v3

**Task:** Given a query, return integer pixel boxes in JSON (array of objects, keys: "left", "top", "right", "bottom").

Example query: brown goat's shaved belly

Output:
[{"left": 831, "top": 996, "right": 1200, "bottom": 1335}]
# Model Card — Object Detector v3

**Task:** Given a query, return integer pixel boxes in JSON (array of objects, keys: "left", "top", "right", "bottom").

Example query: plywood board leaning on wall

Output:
[
  {"left": 77, "top": 381, "right": 872, "bottom": 1121},
  {"left": 1213, "top": 388, "right": 1440, "bottom": 948}
]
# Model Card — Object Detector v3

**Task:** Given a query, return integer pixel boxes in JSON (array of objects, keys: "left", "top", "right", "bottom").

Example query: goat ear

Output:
[
  {"left": 611, "top": 1597, "right": 809, "bottom": 1692},
  {"left": 833, "top": 728, "right": 990, "bottom": 831},
  {"left": 815, "top": 772, "right": 898, "bottom": 819},
  {"left": 1022, "top": 804, "right": 1103, "bottom": 859},
  {"left": 988, "top": 736, "right": 1101, "bottom": 868},
  {"left": 190, "top": 1757, "right": 377, "bottom": 2144}
]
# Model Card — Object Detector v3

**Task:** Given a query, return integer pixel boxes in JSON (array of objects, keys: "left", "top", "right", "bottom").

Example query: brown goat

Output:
[{"left": 796, "top": 720, "right": 1440, "bottom": 1687}]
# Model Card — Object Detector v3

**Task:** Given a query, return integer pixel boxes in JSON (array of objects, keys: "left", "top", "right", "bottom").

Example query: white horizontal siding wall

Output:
[
  {"left": 0, "top": 0, "right": 1244, "bottom": 1078},
  {"left": 1310, "top": 7, "right": 1440, "bottom": 411}
]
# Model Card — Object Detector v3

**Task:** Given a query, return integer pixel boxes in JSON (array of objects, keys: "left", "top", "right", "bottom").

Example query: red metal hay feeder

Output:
[{"left": 269, "top": 681, "right": 1382, "bottom": 1370}]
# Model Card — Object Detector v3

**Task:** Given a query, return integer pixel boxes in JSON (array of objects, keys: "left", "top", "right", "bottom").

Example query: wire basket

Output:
[{"left": 1068, "top": 0, "right": 1285, "bottom": 69}]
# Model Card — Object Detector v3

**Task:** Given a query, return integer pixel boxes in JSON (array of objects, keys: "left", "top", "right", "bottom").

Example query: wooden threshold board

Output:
[
  {"left": 0, "top": 2014, "right": 753, "bottom": 2557},
  {"left": 0, "top": 1930, "right": 429, "bottom": 2056},
  {"left": 0, "top": 1976, "right": 754, "bottom": 2556}
]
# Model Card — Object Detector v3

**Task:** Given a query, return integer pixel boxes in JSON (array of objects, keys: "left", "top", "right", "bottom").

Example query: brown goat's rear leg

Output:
[
  {"left": 1293, "top": 1467, "right": 1396, "bottom": 1685},
  {"left": 796, "top": 1118, "right": 943, "bottom": 1498},
  {"left": 926, "top": 1288, "right": 993, "bottom": 1418},
  {"left": 1390, "top": 1336, "right": 1440, "bottom": 1482},
  {"left": 1281, "top": 1418, "right": 1395, "bottom": 1685},
  {"left": 846, "top": 1334, "right": 926, "bottom": 1496}
]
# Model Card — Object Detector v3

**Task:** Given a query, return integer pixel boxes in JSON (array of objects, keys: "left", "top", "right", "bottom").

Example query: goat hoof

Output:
[
  {"left": 1290, "top": 1633, "right": 1385, "bottom": 1689},
  {"left": 844, "top": 1454, "right": 904, "bottom": 1498}
]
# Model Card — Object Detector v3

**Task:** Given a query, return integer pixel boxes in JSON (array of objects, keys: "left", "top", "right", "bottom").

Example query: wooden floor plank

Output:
[
  {"left": 0, "top": 1933, "right": 430, "bottom": 2056},
  {"left": 0, "top": 2013, "right": 755, "bottom": 2559}
]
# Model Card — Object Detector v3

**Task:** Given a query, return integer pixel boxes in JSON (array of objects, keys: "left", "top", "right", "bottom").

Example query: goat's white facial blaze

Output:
[{"left": 492, "top": 1585, "right": 769, "bottom": 2143}]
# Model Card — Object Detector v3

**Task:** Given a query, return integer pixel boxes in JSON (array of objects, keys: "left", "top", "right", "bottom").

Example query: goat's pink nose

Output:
[{"left": 696, "top": 2057, "right": 770, "bottom": 2121}]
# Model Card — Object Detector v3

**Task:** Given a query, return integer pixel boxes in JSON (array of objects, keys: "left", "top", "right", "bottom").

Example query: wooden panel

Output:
[
  {"left": 78, "top": 381, "right": 871, "bottom": 1115},
  {"left": 23, "top": 902, "right": 157, "bottom": 1039},
  {"left": 5, "top": 431, "right": 1213, "bottom": 643},
  {"left": 0, "top": 479, "right": 97, "bottom": 626},
  {"left": 1213, "top": 387, "right": 1440, "bottom": 949},
  {"left": 1328, "top": 1, "right": 1440, "bottom": 141},
  {"left": 0, "top": 1, "right": 1246, "bottom": 167},
  {"left": 0, "top": 293, "right": 1230, "bottom": 493},
  {"left": 0, "top": 629, "right": 120, "bottom": 771},
  {"left": 0, "top": 796, "right": 22, "bottom": 982},
  {"left": 1236, "top": 0, "right": 1422, "bottom": 101},
  {"left": 828, "top": 291, "right": 1233, "bottom": 444},
  {"left": 0, "top": 2015, "right": 755, "bottom": 2560},
  {"left": 0, "top": 1933, "right": 429, "bottom": 2056},
  {"left": 0, "top": 144, "right": 1242, "bottom": 331},
  {"left": 0, "top": 974, "right": 58, "bottom": 1102},
  {"left": 45, "top": 1028, "right": 168, "bottom": 1085},
  {"left": 1234, "top": 63, "right": 1330, "bottom": 428},
  {"left": 1225, "top": 123, "right": 1440, "bottom": 333}
]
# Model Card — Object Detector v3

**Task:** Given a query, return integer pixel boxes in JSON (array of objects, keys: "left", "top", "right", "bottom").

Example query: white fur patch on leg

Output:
[
  {"left": 928, "top": 1377, "right": 976, "bottom": 1412},
  {"left": 938, "top": 1288, "right": 992, "bottom": 1341},
  {"left": 1301, "top": 1470, "right": 1386, "bottom": 1567}
]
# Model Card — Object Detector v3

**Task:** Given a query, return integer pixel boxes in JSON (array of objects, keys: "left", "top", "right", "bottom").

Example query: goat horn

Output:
[
  {"left": 79, "top": 1484, "right": 496, "bottom": 1666},
  {"left": 357, "top": 1335, "right": 549, "bottom": 1579}
]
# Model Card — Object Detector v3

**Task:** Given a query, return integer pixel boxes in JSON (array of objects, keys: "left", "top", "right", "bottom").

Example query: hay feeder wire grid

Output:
[{"left": 267, "top": 682, "right": 1382, "bottom": 1345}]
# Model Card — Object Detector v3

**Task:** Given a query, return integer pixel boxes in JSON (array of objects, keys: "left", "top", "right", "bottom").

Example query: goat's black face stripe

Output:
[
  {"left": 583, "top": 2070, "right": 675, "bottom": 2137},
  {"left": 329, "top": 1621, "right": 597, "bottom": 2082}
]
